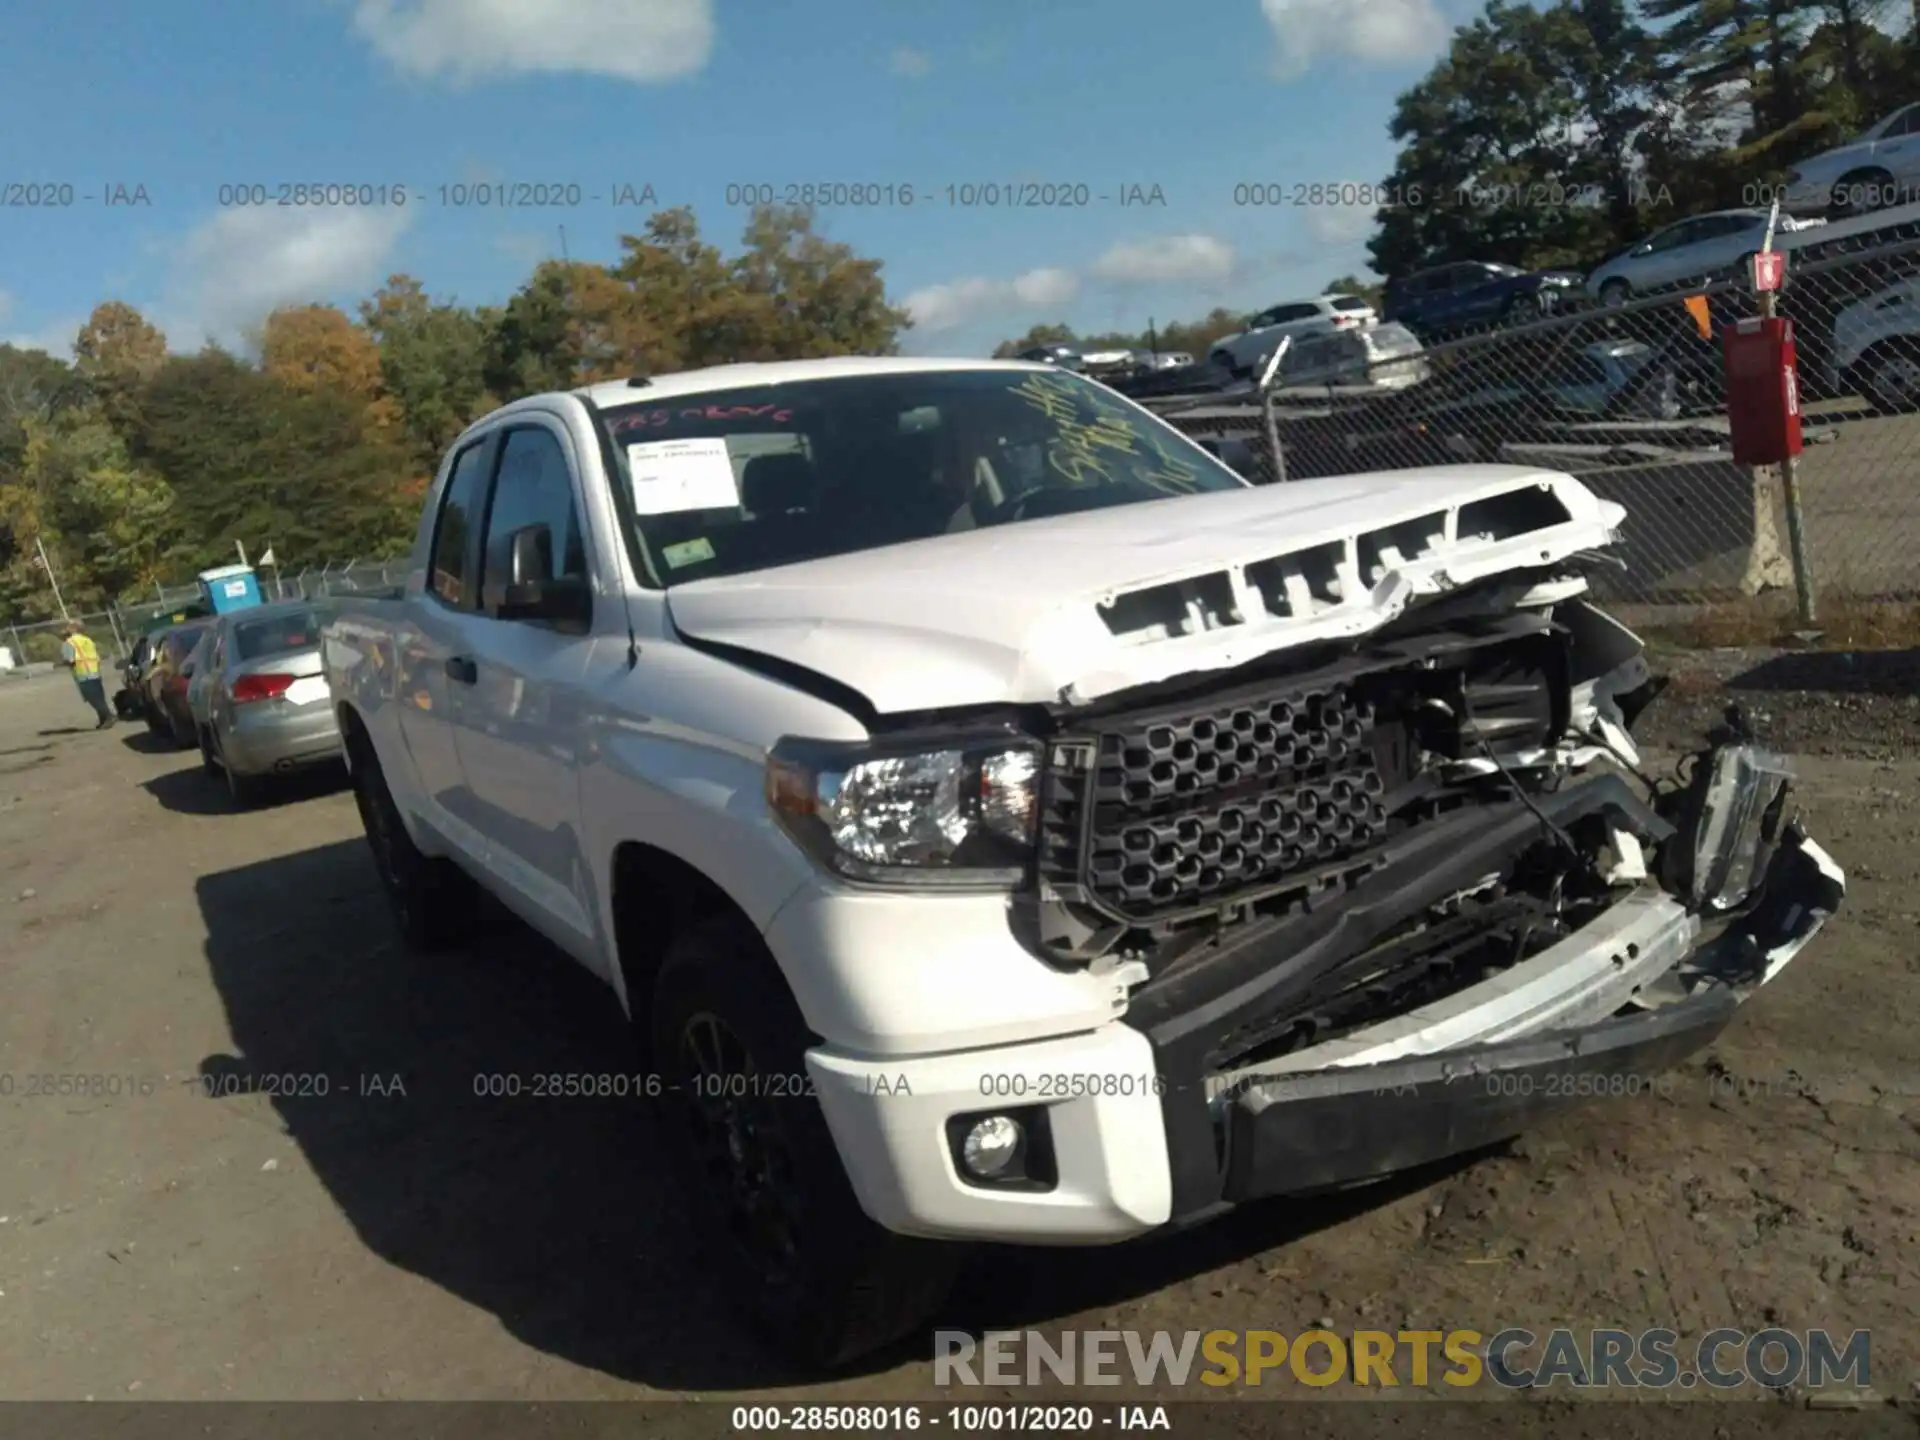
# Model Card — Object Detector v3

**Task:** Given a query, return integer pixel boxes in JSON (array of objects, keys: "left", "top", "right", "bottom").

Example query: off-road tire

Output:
[
  {"left": 650, "top": 917, "right": 961, "bottom": 1370},
  {"left": 347, "top": 732, "right": 476, "bottom": 951}
]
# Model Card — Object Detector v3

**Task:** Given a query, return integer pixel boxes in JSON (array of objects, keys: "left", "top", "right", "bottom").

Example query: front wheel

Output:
[
  {"left": 651, "top": 918, "right": 960, "bottom": 1370},
  {"left": 348, "top": 733, "right": 477, "bottom": 950},
  {"left": 1599, "top": 279, "right": 1630, "bottom": 308}
]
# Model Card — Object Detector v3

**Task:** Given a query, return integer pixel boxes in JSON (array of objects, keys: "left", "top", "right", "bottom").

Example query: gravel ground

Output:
[{"left": 0, "top": 650, "right": 1915, "bottom": 1413}]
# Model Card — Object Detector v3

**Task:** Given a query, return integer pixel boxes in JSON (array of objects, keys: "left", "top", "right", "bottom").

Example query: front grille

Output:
[
  {"left": 1034, "top": 625, "right": 1567, "bottom": 946},
  {"left": 1040, "top": 681, "right": 1398, "bottom": 927}
]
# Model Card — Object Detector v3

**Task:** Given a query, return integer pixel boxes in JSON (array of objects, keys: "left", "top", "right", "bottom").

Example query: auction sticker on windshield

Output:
[{"left": 626, "top": 438, "right": 740, "bottom": 515}]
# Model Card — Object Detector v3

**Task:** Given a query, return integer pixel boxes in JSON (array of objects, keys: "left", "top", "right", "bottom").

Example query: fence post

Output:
[
  {"left": 1758, "top": 285, "right": 1817, "bottom": 626},
  {"left": 1258, "top": 338, "right": 1291, "bottom": 485},
  {"left": 7, "top": 626, "right": 20, "bottom": 666}
]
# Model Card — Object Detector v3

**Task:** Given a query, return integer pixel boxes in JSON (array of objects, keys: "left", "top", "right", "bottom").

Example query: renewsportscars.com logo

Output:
[{"left": 934, "top": 1328, "right": 1872, "bottom": 1390}]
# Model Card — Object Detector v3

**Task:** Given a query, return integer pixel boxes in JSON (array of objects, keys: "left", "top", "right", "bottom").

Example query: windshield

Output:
[
  {"left": 596, "top": 367, "right": 1245, "bottom": 584},
  {"left": 233, "top": 608, "right": 323, "bottom": 661}
]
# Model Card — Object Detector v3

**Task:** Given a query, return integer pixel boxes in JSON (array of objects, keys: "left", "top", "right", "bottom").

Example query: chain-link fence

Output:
[
  {"left": 0, "top": 609, "right": 131, "bottom": 674},
  {"left": 1139, "top": 221, "right": 1920, "bottom": 641}
]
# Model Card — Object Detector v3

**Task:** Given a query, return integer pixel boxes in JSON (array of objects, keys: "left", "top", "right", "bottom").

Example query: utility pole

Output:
[{"left": 33, "top": 535, "right": 71, "bottom": 621}]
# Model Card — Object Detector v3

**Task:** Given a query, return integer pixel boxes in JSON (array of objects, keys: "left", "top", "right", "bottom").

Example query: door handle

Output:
[{"left": 445, "top": 656, "right": 477, "bottom": 685}]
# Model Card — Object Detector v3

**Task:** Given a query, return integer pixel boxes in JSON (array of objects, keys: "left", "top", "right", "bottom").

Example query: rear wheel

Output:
[
  {"left": 1599, "top": 278, "right": 1631, "bottom": 308},
  {"left": 1831, "top": 167, "right": 1897, "bottom": 218},
  {"left": 650, "top": 918, "right": 960, "bottom": 1370},
  {"left": 348, "top": 732, "right": 476, "bottom": 950},
  {"left": 168, "top": 706, "right": 195, "bottom": 750}
]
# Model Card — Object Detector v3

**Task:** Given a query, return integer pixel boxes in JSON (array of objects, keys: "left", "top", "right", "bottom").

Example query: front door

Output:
[{"left": 446, "top": 421, "right": 605, "bottom": 961}]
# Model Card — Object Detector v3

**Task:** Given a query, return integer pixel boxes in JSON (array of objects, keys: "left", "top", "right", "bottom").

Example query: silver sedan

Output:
[{"left": 192, "top": 600, "right": 342, "bottom": 805}]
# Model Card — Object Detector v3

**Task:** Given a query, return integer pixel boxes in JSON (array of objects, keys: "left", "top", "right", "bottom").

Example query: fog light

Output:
[{"left": 960, "top": 1115, "right": 1023, "bottom": 1178}]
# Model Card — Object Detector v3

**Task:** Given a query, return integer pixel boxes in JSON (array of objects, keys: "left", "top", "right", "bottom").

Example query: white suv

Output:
[{"left": 1209, "top": 294, "right": 1377, "bottom": 376}]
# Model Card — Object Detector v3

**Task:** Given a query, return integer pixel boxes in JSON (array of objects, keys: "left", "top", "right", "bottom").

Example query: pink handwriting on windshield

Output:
[{"left": 611, "top": 404, "right": 794, "bottom": 433}]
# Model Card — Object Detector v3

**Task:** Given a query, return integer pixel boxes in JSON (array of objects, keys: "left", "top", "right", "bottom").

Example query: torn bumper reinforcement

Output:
[{"left": 1141, "top": 746, "right": 1845, "bottom": 1224}]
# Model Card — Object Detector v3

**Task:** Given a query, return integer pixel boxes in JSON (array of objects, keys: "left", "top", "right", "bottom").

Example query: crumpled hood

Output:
[{"left": 665, "top": 464, "right": 1626, "bottom": 715}]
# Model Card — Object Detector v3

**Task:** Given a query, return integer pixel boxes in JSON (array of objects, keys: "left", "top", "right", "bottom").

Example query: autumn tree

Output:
[
  {"left": 73, "top": 301, "right": 167, "bottom": 438},
  {"left": 260, "top": 304, "right": 400, "bottom": 430}
]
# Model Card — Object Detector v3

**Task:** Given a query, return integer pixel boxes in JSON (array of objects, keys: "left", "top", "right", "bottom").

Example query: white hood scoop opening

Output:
[{"left": 1093, "top": 487, "right": 1576, "bottom": 649}]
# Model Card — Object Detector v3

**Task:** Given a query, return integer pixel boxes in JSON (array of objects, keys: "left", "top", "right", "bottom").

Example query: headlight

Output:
[{"left": 766, "top": 732, "right": 1042, "bottom": 887}]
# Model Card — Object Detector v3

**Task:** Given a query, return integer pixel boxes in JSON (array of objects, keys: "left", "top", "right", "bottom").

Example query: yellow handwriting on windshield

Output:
[{"left": 1012, "top": 372, "right": 1138, "bottom": 485}]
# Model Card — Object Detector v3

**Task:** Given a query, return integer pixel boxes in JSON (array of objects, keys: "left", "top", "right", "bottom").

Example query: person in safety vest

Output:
[{"left": 58, "top": 621, "right": 115, "bottom": 729}]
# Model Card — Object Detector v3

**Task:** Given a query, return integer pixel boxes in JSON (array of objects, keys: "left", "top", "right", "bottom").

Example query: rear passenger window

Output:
[{"left": 429, "top": 441, "right": 492, "bottom": 607}]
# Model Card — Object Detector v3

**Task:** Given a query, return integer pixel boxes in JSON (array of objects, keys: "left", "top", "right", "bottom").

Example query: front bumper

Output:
[{"left": 804, "top": 760, "right": 1843, "bottom": 1245}]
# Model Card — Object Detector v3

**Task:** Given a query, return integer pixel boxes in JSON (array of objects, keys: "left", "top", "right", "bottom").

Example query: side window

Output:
[
  {"left": 1644, "top": 223, "right": 1691, "bottom": 253},
  {"left": 428, "top": 440, "right": 493, "bottom": 608},
  {"left": 1883, "top": 106, "right": 1918, "bottom": 137},
  {"left": 479, "top": 427, "right": 590, "bottom": 617}
]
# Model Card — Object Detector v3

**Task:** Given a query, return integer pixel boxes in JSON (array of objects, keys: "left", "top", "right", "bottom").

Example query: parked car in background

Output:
[
  {"left": 1384, "top": 261, "right": 1581, "bottom": 335},
  {"left": 1209, "top": 294, "right": 1377, "bottom": 376},
  {"left": 1012, "top": 343, "right": 1084, "bottom": 370},
  {"left": 1826, "top": 275, "right": 1920, "bottom": 410},
  {"left": 147, "top": 624, "right": 214, "bottom": 747},
  {"left": 1078, "top": 345, "right": 1151, "bottom": 381},
  {"left": 193, "top": 600, "right": 342, "bottom": 805},
  {"left": 116, "top": 632, "right": 155, "bottom": 719},
  {"left": 1587, "top": 209, "right": 1827, "bottom": 305},
  {"left": 1149, "top": 351, "right": 1193, "bottom": 370},
  {"left": 1280, "top": 320, "right": 1429, "bottom": 389},
  {"left": 1782, "top": 105, "right": 1920, "bottom": 217}
]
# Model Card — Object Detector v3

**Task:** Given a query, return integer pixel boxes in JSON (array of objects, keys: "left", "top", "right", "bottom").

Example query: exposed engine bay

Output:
[{"left": 1025, "top": 570, "right": 1844, "bottom": 1097}]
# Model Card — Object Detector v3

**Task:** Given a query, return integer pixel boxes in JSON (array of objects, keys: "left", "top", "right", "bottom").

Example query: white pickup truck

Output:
[{"left": 322, "top": 357, "right": 1844, "bottom": 1368}]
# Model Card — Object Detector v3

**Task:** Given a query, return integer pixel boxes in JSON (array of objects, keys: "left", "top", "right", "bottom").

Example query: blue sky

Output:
[{"left": 0, "top": 0, "right": 1477, "bottom": 361}]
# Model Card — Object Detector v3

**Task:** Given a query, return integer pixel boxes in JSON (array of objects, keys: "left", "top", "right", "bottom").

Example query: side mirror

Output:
[{"left": 495, "top": 523, "right": 592, "bottom": 627}]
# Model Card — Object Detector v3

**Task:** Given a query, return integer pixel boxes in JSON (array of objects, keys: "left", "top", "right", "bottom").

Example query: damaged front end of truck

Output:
[{"left": 1026, "top": 564, "right": 1844, "bottom": 1225}]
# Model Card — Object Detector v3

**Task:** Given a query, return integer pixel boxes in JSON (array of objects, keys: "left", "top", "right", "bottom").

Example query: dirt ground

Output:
[{"left": 1, "top": 649, "right": 1916, "bottom": 1409}]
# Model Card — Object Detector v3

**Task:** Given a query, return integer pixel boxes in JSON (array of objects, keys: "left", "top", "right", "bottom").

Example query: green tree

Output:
[
  {"left": 132, "top": 350, "right": 414, "bottom": 569},
  {"left": 359, "top": 275, "right": 497, "bottom": 473}
]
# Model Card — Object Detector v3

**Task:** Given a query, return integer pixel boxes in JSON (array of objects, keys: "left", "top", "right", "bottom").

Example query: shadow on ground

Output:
[
  {"left": 1729, "top": 648, "right": 1920, "bottom": 697},
  {"left": 143, "top": 760, "right": 349, "bottom": 816},
  {"left": 194, "top": 839, "right": 1471, "bottom": 1392},
  {"left": 120, "top": 727, "right": 185, "bottom": 756}
]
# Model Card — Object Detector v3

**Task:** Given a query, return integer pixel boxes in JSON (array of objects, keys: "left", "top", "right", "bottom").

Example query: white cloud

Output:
[
  {"left": 1303, "top": 200, "right": 1377, "bottom": 248},
  {"left": 890, "top": 46, "right": 931, "bottom": 77},
  {"left": 904, "top": 268, "right": 1080, "bottom": 334},
  {"left": 0, "top": 293, "right": 83, "bottom": 358},
  {"left": 351, "top": 0, "right": 713, "bottom": 84},
  {"left": 1088, "top": 235, "right": 1236, "bottom": 286},
  {"left": 160, "top": 206, "right": 415, "bottom": 350},
  {"left": 1260, "top": 0, "right": 1447, "bottom": 75}
]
